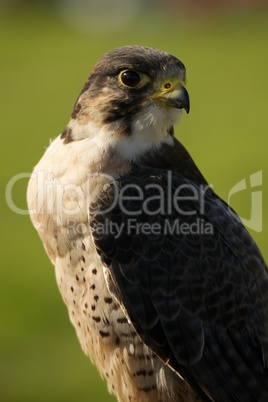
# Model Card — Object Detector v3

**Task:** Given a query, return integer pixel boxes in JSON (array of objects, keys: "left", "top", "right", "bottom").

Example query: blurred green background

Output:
[{"left": 1, "top": 1, "right": 268, "bottom": 401}]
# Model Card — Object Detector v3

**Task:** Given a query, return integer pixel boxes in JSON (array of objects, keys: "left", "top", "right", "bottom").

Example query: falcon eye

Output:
[
  {"left": 164, "top": 82, "right": 171, "bottom": 89},
  {"left": 119, "top": 70, "right": 141, "bottom": 88}
]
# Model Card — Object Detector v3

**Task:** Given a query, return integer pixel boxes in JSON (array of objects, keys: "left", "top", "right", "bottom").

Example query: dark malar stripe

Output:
[{"left": 60, "top": 127, "right": 74, "bottom": 144}]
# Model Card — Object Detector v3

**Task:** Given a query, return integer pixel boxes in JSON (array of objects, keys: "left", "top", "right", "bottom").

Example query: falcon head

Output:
[{"left": 62, "top": 46, "right": 190, "bottom": 161}]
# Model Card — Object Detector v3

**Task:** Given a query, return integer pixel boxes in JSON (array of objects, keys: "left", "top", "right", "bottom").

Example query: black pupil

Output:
[{"left": 121, "top": 71, "right": 141, "bottom": 87}]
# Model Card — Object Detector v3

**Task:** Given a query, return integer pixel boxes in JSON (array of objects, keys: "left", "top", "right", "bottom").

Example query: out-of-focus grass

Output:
[{"left": 1, "top": 5, "right": 267, "bottom": 402}]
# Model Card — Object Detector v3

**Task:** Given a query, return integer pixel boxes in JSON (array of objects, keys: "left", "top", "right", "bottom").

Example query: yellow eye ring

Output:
[
  {"left": 119, "top": 70, "right": 141, "bottom": 88},
  {"left": 118, "top": 70, "right": 151, "bottom": 89}
]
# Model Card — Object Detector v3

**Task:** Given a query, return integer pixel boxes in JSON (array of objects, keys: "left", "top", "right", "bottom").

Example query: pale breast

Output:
[{"left": 27, "top": 135, "right": 201, "bottom": 402}]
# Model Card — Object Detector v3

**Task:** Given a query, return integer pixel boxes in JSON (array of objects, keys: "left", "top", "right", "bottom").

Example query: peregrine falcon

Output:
[{"left": 27, "top": 46, "right": 268, "bottom": 402}]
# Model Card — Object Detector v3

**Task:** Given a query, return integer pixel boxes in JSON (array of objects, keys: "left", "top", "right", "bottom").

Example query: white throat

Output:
[
  {"left": 69, "top": 103, "right": 181, "bottom": 162},
  {"left": 116, "top": 103, "right": 180, "bottom": 161}
]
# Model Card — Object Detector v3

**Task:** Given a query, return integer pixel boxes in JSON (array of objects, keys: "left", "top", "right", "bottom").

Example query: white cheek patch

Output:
[{"left": 101, "top": 87, "right": 112, "bottom": 94}]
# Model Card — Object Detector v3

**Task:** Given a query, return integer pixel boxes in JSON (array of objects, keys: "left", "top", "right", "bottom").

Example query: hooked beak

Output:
[
  {"left": 164, "top": 85, "right": 190, "bottom": 114},
  {"left": 152, "top": 83, "right": 190, "bottom": 114}
]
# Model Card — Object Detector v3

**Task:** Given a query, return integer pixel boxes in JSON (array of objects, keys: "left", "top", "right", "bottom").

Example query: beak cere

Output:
[{"left": 164, "top": 85, "right": 190, "bottom": 114}]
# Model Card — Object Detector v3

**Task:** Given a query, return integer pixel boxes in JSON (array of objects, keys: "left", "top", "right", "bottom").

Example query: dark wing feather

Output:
[{"left": 90, "top": 165, "right": 268, "bottom": 401}]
